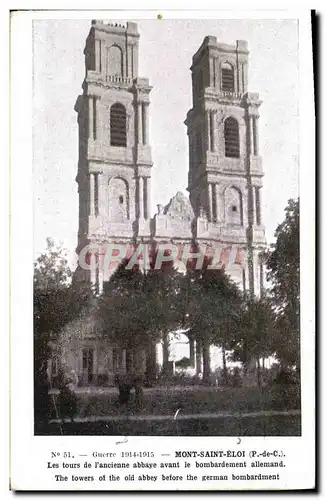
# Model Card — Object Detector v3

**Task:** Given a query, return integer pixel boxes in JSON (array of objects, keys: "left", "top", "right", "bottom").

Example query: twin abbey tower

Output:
[{"left": 74, "top": 20, "right": 266, "bottom": 297}]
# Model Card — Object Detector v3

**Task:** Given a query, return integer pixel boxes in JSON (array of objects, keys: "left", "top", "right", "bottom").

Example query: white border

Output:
[{"left": 10, "top": 8, "right": 315, "bottom": 492}]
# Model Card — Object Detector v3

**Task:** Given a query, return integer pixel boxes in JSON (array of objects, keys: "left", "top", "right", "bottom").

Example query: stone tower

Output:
[
  {"left": 75, "top": 20, "right": 153, "bottom": 292},
  {"left": 185, "top": 36, "right": 266, "bottom": 295},
  {"left": 54, "top": 25, "right": 269, "bottom": 386}
]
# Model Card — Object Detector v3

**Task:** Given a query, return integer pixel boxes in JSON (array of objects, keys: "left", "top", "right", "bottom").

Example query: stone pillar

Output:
[
  {"left": 254, "top": 116, "right": 259, "bottom": 155},
  {"left": 131, "top": 45, "right": 135, "bottom": 78},
  {"left": 95, "top": 97, "right": 100, "bottom": 140},
  {"left": 146, "top": 176, "right": 151, "bottom": 219},
  {"left": 251, "top": 185, "right": 256, "bottom": 226},
  {"left": 213, "top": 183, "right": 218, "bottom": 222},
  {"left": 237, "top": 62, "right": 242, "bottom": 94},
  {"left": 208, "top": 183, "right": 213, "bottom": 222},
  {"left": 88, "top": 96, "right": 93, "bottom": 140},
  {"left": 143, "top": 177, "right": 147, "bottom": 219},
  {"left": 215, "top": 111, "right": 223, "bottom": 155},
  {"left": 255, "top": 187, "right": 262, "bottom": 225},
  {"left": 94, "top": 173, "right": 98, "bottom": 216},
  {"left": 95, "top": 256, "right": 100, "bottom": 295},
  {"left": 137, "top": 102, "right": 142, "bottom": 144},
  {"left": 247, "top": 247, "right": 255, "bottom": 298},
  {"left": 259, "top": 261, "right": 264, "bottom": 298},
  {"left": 206, "top": 111, "right": 211, "bottom": 151},
  {"left": 210, "top": 111, "right": 215, "bottom": 152},
  {"left": 258, "top": 187, "right": 262, "bottom": 224},
  {"left": 138, "top": 176, "right": 144, "bottom": 219},
  {"left": 98, "top": 173, "right": 105, "bottom": 218},
  {"left": 128, "top": 45, "right": 134, "bottom": 78},
  {"left": 213, "top": 57, "right": 217, "bottom": 88},
  {"left": 242, "top": 188, "right": 248, "bottom": 227},
  {"left": 101, "top": 43, "right": 106, "bottom": 79},
  {"left": 90, "top": 251, "right": 96, "bottom": 288},
  {"left": 95, "top": 40, "right": 101, "bottom": 73},
  {"left": 142, "top": 103, "right": 148, "bottom": 145},
  {"left": 95, "top": 39, "right": 101, "bottom": 73},
  {"left": 250, "top": 115, "right": 254, "bottom": 155},
  {"left": 242, "top": 63, "right": 248, "bottom": 93},
  {"left": 89, "top": 173, "right": 95, "bottom": 216}
]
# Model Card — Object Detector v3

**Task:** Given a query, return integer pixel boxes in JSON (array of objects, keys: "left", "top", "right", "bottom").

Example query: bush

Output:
[
  {"left": 273, "top": 368, "right": 300, "bottom": 386},
  {"left": 58, "top": 384, "right": 77, "bottom": 420},
  {"left": 96, "top": 374, "right": 109, "bottom": 386},
  {"left": 175, "top": 357, "right": 192, "bottom": 369}
]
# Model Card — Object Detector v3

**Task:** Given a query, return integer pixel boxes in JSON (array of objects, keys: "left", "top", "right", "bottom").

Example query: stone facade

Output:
[{"left": 56, "top": 21, "right": 267, "bottom": 385}]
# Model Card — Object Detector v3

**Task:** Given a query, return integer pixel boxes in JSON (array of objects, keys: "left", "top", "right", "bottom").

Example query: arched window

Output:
[
  {"left": 108, "top": 177, "right": 129, "bottom": 221},
  {"left": 110, "top": 103, "right": 127, "bottom": 147},
  {"left": 107, "top": 45, "right": 123, "bottom": 77},
  {"left": 221, "top": 62, "right": 234, "bottom": 92},
  {"left": 224, "top": 117, "right": 240, "bottom": 158},
  {"left": 224, "top": 186, "right": 243, "bottom": 226}
]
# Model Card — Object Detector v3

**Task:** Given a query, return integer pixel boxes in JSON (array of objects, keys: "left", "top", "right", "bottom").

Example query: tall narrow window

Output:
[
  {"left": 221, "top": 62, "right": 234, "bottom": 92},
  {"left": 110, "top": 103, "right": 127, "bottom": 147},
  {"left": 224, "top": 117, "right": 240, "bottom": 158}
]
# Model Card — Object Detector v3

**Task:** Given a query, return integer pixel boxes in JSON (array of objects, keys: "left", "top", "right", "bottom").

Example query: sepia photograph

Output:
[{"left": 32, "top": 17, "right": 301, "bottom": 438}]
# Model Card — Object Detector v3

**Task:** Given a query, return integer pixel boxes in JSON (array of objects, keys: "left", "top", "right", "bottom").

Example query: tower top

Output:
[
  {"left": 189, "top": 36, "right": 251, "bottom": 106},
  {"left": 83, "top": 19, "right": 141, "bottom": 85},
  {"left": 90, "top": 20, "right": 139, "bottom": 36},
  {"left": 191, "top": 36, "right": 249, "bottom": 70}
]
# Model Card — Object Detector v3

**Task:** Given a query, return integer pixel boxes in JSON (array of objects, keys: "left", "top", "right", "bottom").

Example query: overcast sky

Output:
[{"left": 33, "top": 18, "right": 299, "bottom": 266}]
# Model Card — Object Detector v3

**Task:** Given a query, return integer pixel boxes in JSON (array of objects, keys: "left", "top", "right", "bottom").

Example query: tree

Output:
[
  {"left": 206, "top": 270, "right": 243, "bottom": 383},
  {"left": 34, "top": 239, "right": 90, "bottom": 364},
  {"left": 34, "top": 239, "right": 90, "bottom": 424},
  {"left": 98, "top": 255, "right": 184, "bottom": 382},
  {"left": 181, "top": 252, "right": 243, "bottom": 383},
  {"left": 230, "top": 297, "right": 276, "bottom": 386},
  {"left": 34, "top": 239, "right": 72, "bottom": 372},
  {"left": 266, "top": 198, "right": 300, "bottom": 371}
]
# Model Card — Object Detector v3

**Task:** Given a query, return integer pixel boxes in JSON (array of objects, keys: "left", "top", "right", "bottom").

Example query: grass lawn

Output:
[
  {"left": 41, "top": 413, "right": 301, "bottom": 436},
  {"left": 50, "top": 384, "right": 300, "bottom": 419},
  {"left": 39, "top": 385, "right": 300, "bottom": 436}
]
